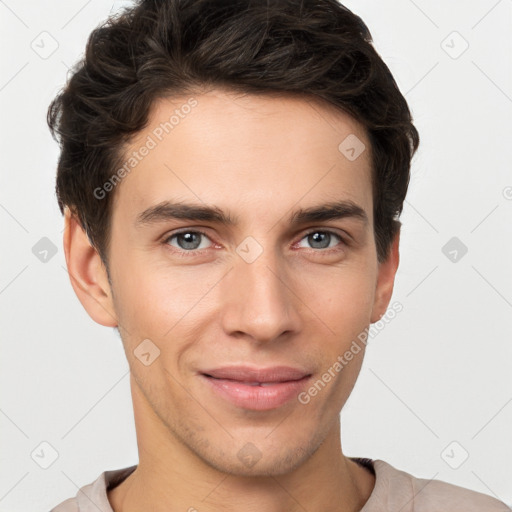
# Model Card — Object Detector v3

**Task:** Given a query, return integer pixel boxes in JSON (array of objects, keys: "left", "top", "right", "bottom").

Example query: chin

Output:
[{"left": 196, "top": 433, "right": 321, "bottom": 478}]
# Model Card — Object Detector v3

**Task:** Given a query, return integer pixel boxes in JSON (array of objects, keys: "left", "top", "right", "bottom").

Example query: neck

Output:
[{"left": 108, "top": 377, "right": 375, "bottom": 512}]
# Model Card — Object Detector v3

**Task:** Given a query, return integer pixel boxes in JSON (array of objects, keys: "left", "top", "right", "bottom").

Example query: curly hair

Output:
[{"left": 47, "top": 0, "right": 419, "bottom": 267}]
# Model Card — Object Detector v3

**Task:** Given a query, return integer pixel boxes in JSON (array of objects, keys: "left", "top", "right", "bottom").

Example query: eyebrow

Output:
[{"left": 135, "top": 199, "right": 369, "bottom": 229}]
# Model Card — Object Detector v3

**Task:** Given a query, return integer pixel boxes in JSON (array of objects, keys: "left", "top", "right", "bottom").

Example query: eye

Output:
[
  {"left": 162, "top": 228, "right": 347, "bottom": 256},
  {"left": 296, "top": 229, "right": 346, "bottom": 251},
  {"left": 164, "top": 230, "right": 213, "bottom": 252}
]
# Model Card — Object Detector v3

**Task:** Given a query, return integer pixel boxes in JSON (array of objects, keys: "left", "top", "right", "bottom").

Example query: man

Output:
[{"left": 47, "top": 0, "right": 508, "bottom": 510}]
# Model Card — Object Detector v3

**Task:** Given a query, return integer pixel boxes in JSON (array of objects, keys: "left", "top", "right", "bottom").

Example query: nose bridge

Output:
[{"left": 221, "top": 237, "right": 301, "bottom": 341}]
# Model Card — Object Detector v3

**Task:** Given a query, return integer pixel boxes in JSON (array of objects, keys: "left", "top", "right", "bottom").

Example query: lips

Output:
[
  {"left": 200, "top": 366, "right": 312, "bottom": 411},
  {"left": 201, "top": 365, "right": 311, "bottom": 384}
]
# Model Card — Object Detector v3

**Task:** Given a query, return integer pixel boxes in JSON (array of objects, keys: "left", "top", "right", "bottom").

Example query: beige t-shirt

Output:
[{"left": 50, "top": 457, "right": 509, "bottom": 511}]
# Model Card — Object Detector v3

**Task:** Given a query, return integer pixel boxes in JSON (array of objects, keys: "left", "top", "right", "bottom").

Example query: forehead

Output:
[{"left": 112, "top": 88, "right": 373, "bottom": 226}]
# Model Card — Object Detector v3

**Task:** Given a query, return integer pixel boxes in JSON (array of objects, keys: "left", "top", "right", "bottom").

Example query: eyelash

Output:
[{"left": 162, "top": 228, "right": 349, "bottom": 257}]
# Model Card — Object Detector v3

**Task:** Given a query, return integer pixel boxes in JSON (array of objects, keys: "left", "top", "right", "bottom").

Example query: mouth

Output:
[
  {"left": 200, "top": 365, "right": 311, "bottom": 383},
  {"left": 199, "top": 366, "right": 312, "bottom": 411},
  {"left": 203, "top": 376, "right": 292, "bottom": 387}
]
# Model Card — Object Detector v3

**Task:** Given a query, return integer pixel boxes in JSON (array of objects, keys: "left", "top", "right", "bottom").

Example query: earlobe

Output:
[
  {"left": 63, "top": 207, "right": 118, "bottom": 327},
  {"left": 370, "top": 229, "right": 400, "bottom": 324}
]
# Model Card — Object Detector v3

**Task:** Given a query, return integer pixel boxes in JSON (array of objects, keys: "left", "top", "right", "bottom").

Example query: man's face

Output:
[{"left": 91, "top": 89, "right": 397, "bottom": 476}]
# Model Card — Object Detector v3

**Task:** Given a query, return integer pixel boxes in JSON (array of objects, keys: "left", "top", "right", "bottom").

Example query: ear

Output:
[
  {"left": 62, "top": 207, "right": 118, "bottom": 327},
  {"left": 370, "top": 229, "right": 400, "bottom": 323}
]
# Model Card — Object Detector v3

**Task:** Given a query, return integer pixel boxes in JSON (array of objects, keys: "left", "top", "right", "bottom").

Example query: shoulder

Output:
[
  {"left": 49, "top": 465, "right": 137, "bottom": 512},
  {"left": 50, "top": 496, "right": 79, "bottom": 511},
  {"left": 363, "top": 459, "right": 509, "bottom": 512}
]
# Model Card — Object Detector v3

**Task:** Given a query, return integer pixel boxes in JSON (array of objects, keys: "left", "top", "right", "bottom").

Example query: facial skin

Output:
[{"left": 64, "top": 88, "right": 399, "bottom": 512}]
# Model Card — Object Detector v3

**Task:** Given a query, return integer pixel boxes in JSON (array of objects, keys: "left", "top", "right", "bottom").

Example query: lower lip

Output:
[{"left": 201, "top": 374, "right": 312, "bottom": 411}]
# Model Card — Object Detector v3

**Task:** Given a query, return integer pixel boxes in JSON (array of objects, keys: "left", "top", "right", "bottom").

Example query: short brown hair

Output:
[{"left": 47, "top": 0, "right": 419, "bottom": 267}]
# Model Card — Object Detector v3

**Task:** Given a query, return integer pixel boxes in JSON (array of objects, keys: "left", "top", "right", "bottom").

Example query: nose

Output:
[{"left": 220, "top": 244, "right": 302, "bottom": 344}]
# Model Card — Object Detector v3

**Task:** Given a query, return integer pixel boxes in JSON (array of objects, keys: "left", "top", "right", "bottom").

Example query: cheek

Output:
[
  {"left": 307, "top": 263, "right": 377, "bottom": 331},
  {"left": 308, "top": 279, "right": 373, "bottom": 405},
  {"left": 111, "top": 258, "right": 217, "bottom": 349}
]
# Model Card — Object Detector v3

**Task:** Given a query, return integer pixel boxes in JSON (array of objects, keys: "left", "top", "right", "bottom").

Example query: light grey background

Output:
[{"left": 1, "top": 1, "right": 511, "bottom": 510}]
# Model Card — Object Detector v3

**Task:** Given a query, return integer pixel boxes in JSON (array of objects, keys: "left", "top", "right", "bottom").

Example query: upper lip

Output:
[{"left": 201, "top": 365, "right": 311, "bottom": 383}]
